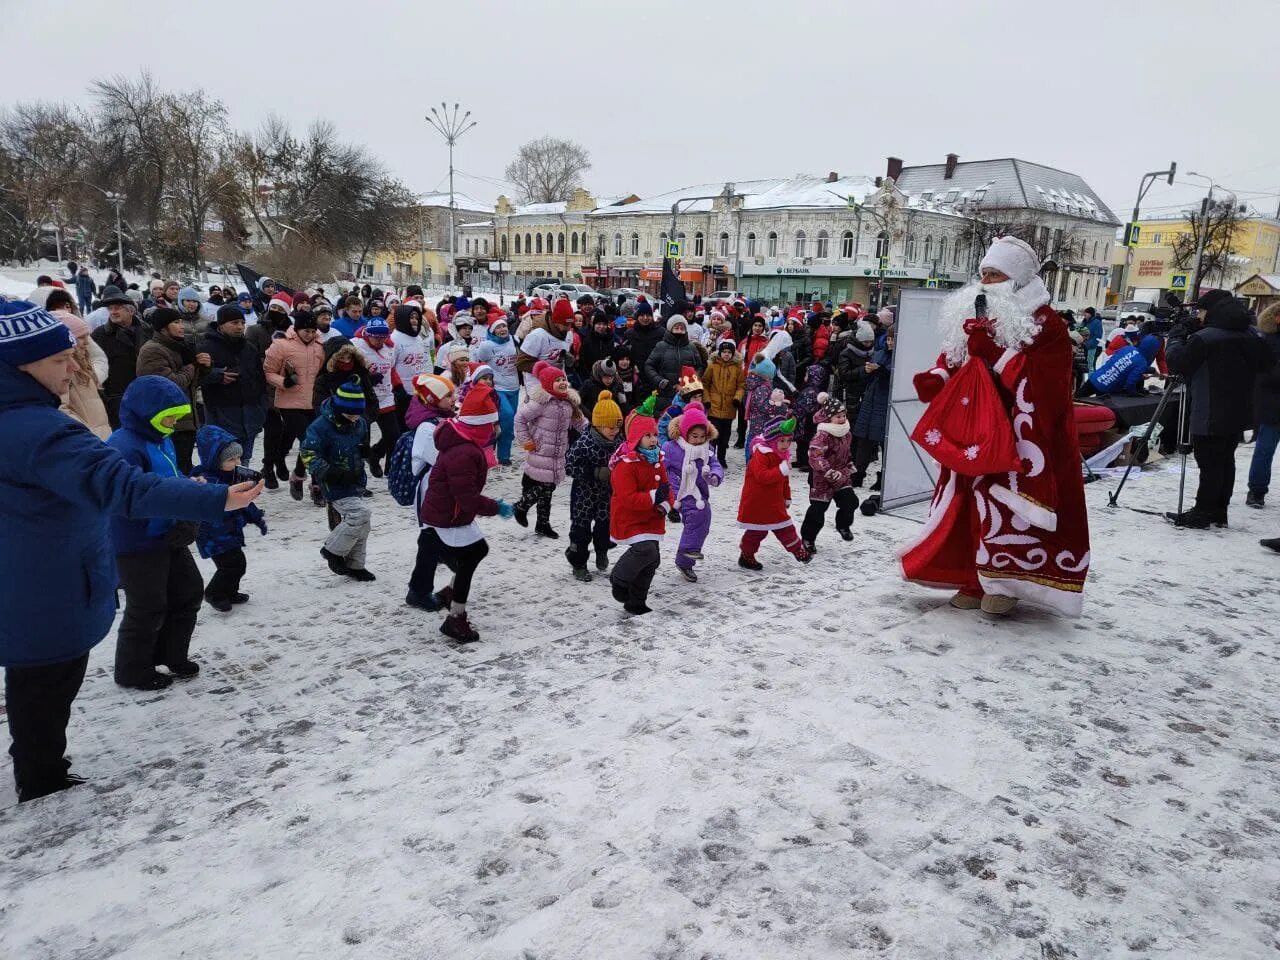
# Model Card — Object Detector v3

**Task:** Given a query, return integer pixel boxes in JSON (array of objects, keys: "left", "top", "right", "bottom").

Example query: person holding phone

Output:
[{"left": 198, "top": 305, "right": 268, "bottom": 462}]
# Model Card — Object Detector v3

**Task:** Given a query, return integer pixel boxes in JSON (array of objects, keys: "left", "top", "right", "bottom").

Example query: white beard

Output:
[{"left": 937, "top": 276, "right": 1051, "bottom": 366}]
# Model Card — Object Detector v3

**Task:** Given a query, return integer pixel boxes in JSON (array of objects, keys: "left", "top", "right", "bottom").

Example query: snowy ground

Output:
[{"left": 3, "top": 437, "right": 1280, "bottom": 959}]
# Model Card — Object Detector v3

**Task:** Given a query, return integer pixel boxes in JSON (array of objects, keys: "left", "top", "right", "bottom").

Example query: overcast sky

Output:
[{"left": 6, "top": 0, "right": 1279, "bottom": 224}]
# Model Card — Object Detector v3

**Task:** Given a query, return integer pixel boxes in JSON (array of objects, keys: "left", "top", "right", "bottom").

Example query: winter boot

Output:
[
  {"left": 432, "top": 585, "right": 454, "bottom": 610},
  {"left": 205, "top": 593, "right": 233, "bottom": 613},
  {"left": 949, "top": 590, "right": 982, "bottom": 610},
  {"left": 405, "top": 590, "right": 438, "bottom": 611},
  {"left": 1261, "top": 537, "right": 1280, "bottom": 553},
  {"left": 681, "top": 550, "right": 704, "bottom": 561},
  {"left": 263, "top": 472, "right": 279, "bottom": 491},
  {"left": 275, "top": 461, "right": 290, "bottom": 481},
  {"left": 320, "top": 546, "right": 349, "bottom": 573},
  {"left": 343, "top": 567, "right": 377, "bottom": 582},
  {"left": 164, "top": 660, "right": 200, "bottom": 679},
  {"left": 310, "top": 484, "right": 325, "bottom": 507},
  {"left": 837, "top": 527, "right": 854, "bottom": 542},
  {"left": 1246, "top": 491, "right": 1265, "bottom": 508},
  {"left": 366, "top": 455, "right": 384, "bottom": 479},
  {"left": 677, "top": 566, "right": 698, "bottom": 583},
  {"left": 289, "top": 474, "right": 305, "bottom": 501},
  {"left": 1165, "top": 509, "right": 1213, "bottom": 529},
  {"left": 980, "top": 594, "right": 1019, "bottom": 617},
  {"left": 441, "top": 613, "right": 480, "bottom": 643},
  {"left": 794, "top": 547, "right": 812, "bottom": 564},
  {"left": 595, "top": 551, "right": 610, "bottom": 572},
  {"left": 17, "top": 773, "right": 88, "bottom": 803},
  {"left": 611, "top": 583, "right": 629, "bottom": 604},
  {"left": 116, "top": 671, "right": 173, "bottom": 692},
  {"left": 623, "top": 602, "right": 653, "bottom": 615},
  {"left": 513, "top": 502, "right": 529, "bottom": 527},
  {"left": 534, "top": 522, "right": 560, "bottom": 539},
  {"left": 566, "top": 548, "right": 593, "bottom": 582},
  {"left": 231, "top": 592, "right": 250, "bottom": 604},
  {"left": 802, "top": 539, "right": 816, "bottom": 556},
  {"left": 738, "top": 553, "right": 763, "bottom": 571}
]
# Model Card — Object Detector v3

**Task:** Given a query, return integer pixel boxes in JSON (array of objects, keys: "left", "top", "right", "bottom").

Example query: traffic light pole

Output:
[{"left": 1118, "top": 164, "right": 1177, "bottom": 299}]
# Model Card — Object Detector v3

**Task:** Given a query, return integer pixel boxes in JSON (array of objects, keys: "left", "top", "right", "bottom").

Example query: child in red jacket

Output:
[
  {"left": 737, "top": 415, "right": 810, "bottom": 569},
  {"left": 609, "top": 412, "right": 677, "bottom": 614}
]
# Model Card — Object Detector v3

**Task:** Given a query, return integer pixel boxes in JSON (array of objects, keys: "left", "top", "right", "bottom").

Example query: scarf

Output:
[
  {"left": 637, "top": 444, "right": 660, "bottom": 465},
  {"left": 817, "top": 420, "right": 850, "bottom": 438},
  {"left": 676, "top": 437, "right": 712, "bottom": 509}
]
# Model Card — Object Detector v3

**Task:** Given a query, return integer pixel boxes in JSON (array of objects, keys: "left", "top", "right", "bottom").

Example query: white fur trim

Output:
[
  {"left": 979, "top": 236, "right": 1041, "bottom": 286},
  {"left": 896, "top": 470, "right": 957, "bottom": 560},
  {"left": 992, "top": 349, "right": 1019, "bottom": 377},
  {"left": 612, "top": 532, "right": 664, "bottom": 546},
  {"left": 929, "top": 367, "right": 951, "bottom": 381},
  {"left": 458, "top": 411, "right": 499, "bottom": 425},
  {"left": 978, "top": 571, "right": 1083, "bottom": 618},
  {"left": 988, "top": 483, "right": 1057, "bottom": 533},
  {"left": 737, "top": 519, "right": 796, "bottom": 531}
]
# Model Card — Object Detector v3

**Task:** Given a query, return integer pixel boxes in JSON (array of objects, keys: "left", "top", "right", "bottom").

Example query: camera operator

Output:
[{"left": 1165, "top": 289, "right": 1274, "bottom": 529}]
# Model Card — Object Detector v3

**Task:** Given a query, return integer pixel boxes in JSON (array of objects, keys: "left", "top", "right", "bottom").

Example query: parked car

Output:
[
  {"left": 600, "top": 287, "right": 644, "bottom": 303},
  {"left": 554, "top": 282, "right": 598, "bottom": 300},
  {"left": 703, "top": 290, "right": 744, "bottom": 306},
  {"left": 525, "top": 277, "right": 561, "bottom": 295},
  {"left": 1102, "top": 299, "right": 1156, "bottom": 336}
]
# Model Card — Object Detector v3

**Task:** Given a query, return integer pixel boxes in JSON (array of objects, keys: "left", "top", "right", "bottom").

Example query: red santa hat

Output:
[
  {"left": 457, "top": 380, "right": 499, "bottom": 425},
  {"left": 550, "top": 297, "right": 575, "bottom": 325},
  {"left": 979, "top": 235, "right": 1041, "bottom": 287},
  {"left": 269, "top": 293, "right": 294, "bottom": 312},
  {"left": 533, "top": 360, "right": 567, "bottom": 394},
  {"left": 465, "top": 361, "right": 495, "bottom": 384},
  {"left": 528, "top": 297, "right": 549, "bottom": 313}
]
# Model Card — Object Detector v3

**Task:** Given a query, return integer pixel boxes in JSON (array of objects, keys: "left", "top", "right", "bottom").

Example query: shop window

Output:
[
  {"left": 746, "top": 232, "right": 757, "bottom": 256},
  {"left": 694, "top": 232, "right": 704, "bottom": 257},
  {"left": 840, "top": 230, "right": 854, "bottom": 259},
  {"left": 815, "top": 231, "right": 829, "bottom": 259},
  {"left": 794, "top": 231, "right": 806, "bottom": 258},
  {"left": 630, "top": 233, "right": 639, "bottom": 256},
  {"left": 767, "top": 232, "right": 778, "bottom": 257},
  {"left": 718, "top": 232, "right": 729, "bottom": 257}
]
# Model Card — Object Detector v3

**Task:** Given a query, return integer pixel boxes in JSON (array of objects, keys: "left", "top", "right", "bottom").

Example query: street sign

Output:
[
  {"left": 1170, "top": 274, "right": 1187, "bottom": 290},
  {"left": 925, "top": 278, "right": 939, "bottom": 289},
  {"left": 1123, "top": 222, "right": 1141, "bottom": 248},
  {"left": 666, "top": 240, "right": 681, "bottom": 259},
  {"left": 879, "top": 256, "right": 890, "bottom": 270}
]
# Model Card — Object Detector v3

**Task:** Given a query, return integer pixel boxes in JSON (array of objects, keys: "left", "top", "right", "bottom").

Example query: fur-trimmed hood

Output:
[
  {"left": 1258, "top": 301, "right": 1280, "bottom": 335},
  {"left": 666, "top": 414, "right": 719, "bottom": 441}
]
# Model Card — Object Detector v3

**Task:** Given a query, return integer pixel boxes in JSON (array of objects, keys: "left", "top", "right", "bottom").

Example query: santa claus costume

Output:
[{"left": 897, "top": 236, "right": 1090, "bottom": 617}]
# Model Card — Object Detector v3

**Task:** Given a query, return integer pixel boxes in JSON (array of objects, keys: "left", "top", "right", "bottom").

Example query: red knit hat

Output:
[
  {"left": 533, "top": 360, "right": 567, "bottom": 394},
  {"left": 551, "top": 297, "right": 575, "bottom": 326},
  {"left": 458, "top": 380, "right": 499, "bottom": 425},
  {"left": 625, "top": 414, "right": 658, "bottom": 451}
]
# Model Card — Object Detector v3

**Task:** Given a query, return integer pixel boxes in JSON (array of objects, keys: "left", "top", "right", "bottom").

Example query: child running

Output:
[
  {"left": 192, "top": 425, "right": 268, "bottom": 611},
  {"left": 563, "top": 391, "right": 625, "bottom": 581},
  {"left": 609, "top": 411, "right": 678, "bottom": 614},
  {"left": 737, "top": 416, "right": 810, "bottom": 569},
  {"left": 662, "top": 400, "right": 723, "bottom": 582},
  {"left": 301, "top": 376, "right": 376, "bottom": 582},
  {"left": 799, "top": 394, "right": 857, "bottom": 554},
  {"left": 512, "top": 360, "right": 586, "bottom": 538}
]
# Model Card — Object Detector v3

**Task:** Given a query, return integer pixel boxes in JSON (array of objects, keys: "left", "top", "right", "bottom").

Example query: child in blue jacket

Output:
[
  {"left": 192, "top": 425, "right": 267, "bottom": 611},
  {"left": 301, "top": 377, "right": 375, "bottom": 581}
]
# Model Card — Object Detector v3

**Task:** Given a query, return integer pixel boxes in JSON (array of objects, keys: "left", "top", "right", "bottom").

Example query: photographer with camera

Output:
[{"left": 1165, "top": 289, "right": 1274, "bottom": 529}]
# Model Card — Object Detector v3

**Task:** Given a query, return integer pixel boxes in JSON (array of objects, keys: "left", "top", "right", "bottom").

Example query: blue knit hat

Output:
[
  {"left": 178, "top": 286, "right": 200, "bottom": 304},
  {"left": 751, "top": 355, "right": 777, "bottom": 380},
  {"left": 333, "top": 376, "right": 366, "bottom": 412},
  {"left": 0, "top": 299, "right": 76, "bottom": 366},
  {"left": 453, "top": 296, "right": 472, "bottom": 311},
  {"left": 363, "top": 317, "right": 391, "bottom": 337},
  {"left": 634, "top": 299, "right": 654, "bottom": 317}
]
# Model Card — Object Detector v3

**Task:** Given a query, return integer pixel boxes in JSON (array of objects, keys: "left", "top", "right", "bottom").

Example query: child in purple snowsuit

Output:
[{"left": 662, "top": 400, "right": 724, "bottom": 583}]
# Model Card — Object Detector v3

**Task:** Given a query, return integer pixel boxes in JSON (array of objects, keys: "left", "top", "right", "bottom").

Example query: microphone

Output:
[{"left": 974, "top": 293, "right": 988, "bottom": 318}]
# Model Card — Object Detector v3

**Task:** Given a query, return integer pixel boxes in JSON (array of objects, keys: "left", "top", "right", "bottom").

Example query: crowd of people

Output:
[{"left": 4, "top": 234, "right": 1277, "bottom": 805}]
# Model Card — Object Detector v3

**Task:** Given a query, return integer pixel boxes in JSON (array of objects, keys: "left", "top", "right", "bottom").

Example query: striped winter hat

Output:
[
  {"left": 0, "top": 299, "right": 75, "bottom": 366},
  {"left": 333, "top": 376, "right": 366, "bottom": 412}
]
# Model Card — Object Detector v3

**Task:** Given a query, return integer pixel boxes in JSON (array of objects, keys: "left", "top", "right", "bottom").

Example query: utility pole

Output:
[
  {"left": 1116, "top": 164, "right": 1177, "bottom": 300},
  {"left": 1186, "top": 172, "right": 1235, "bottom": 301},
  {"left": 425, "top": 103, "right": 477, "bottom": 290}
]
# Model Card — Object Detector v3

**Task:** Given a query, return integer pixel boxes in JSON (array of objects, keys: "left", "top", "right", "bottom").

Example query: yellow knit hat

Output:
[{"left": 591, "top": 390, "right": 623, "bottom": 429}]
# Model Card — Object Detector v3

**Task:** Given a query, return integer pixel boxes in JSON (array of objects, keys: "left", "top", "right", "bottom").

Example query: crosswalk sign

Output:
[
  {"left": 925, "top": 278, "right": 939, "bottom": 289},
  {"left": 1170, "top": 274, "right": 1187, "bottom": 290},
  {"left": 666, "top": 240, "right": 681, "bottom": 259}
]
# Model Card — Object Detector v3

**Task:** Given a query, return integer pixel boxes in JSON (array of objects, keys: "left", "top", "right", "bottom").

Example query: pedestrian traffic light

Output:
[
  {"left": 1123, "top": 223, "right": 1141, "bottom": 247},
  {"left": 879, "top": 256, "right": 890, "bottom": 270}
]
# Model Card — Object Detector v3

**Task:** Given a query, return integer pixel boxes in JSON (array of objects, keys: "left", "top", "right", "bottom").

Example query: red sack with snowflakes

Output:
[{"left": 911, "top": 357, "right": 1021, "bottom": 476}]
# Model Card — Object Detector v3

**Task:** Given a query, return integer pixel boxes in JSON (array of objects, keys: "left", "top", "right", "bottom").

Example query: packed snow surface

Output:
[{"left": 2, "top": 445, "right": 1279, "bottom": 959}]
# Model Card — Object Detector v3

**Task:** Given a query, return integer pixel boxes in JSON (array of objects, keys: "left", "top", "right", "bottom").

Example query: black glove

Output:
[
  {"left": 655, "top": 481, "right": 670, "bottom": 503},
  {"left": 283, "top": 370, "right": 299, "bottom": 388},
  {"left": 732, "top": 397, "right": 742, "bottom": 408},
  {"left": 594, "top": 465, "right": 611, "bottom": 482},
  {"left": 667, "top": 507, "right": 682, "bottom": 523},
  {"left": 370, "top": 372, "right": 384, "bottom": 385},
  {"left": 163, "top": 521, "right": 198, "bottom": 548}
]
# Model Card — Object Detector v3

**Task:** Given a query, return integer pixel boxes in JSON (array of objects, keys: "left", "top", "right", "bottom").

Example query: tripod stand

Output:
[{"left": 1106, "top": 374, "right": 1190, "bottom": 514}]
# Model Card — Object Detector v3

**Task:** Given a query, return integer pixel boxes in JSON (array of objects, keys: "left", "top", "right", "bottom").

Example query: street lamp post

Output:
[
  {"left": 1185, "top": 171, "right": 1237, "bottom": 301},
  {"left": 1116, "top": 164, "right": 1177, "bottom": 300},
  {"left": 425, "top": 103, "right": 477, "bottom": 290}
]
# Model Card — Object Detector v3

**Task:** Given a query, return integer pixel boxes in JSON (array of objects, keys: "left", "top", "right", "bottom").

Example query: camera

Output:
[{"left": 232, "top": 466, "right": 263, "bottom": 484}]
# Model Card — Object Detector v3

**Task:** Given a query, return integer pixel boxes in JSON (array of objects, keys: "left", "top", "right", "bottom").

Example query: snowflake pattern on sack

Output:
[
  {"left": 964, "top": 444, "right": 980, "bottom": 460},
  {"left": 925, "top": 428, "right": 942, "bottom": 446},
  {"left": 961, "top": 396, "right": 970, "bottom": 406}
]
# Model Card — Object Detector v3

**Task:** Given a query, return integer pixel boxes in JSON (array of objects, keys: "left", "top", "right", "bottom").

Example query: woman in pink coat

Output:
[{"left": 513, "top": 360, "right": 586, "bottom": 537}]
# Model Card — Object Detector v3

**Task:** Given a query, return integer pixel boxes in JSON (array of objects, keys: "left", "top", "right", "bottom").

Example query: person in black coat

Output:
[
  {"left": 1166, "top": 290, "right": 1274, "bottom": 527},
  {"left": 1247, "top": 302, "right": 1280, "bottom": 507},
  {"left": 644, "top": 316, "right": 705, "bottom": 404},
  {"left": 851, "top": 333, "right": 894, "bottom": 488},
  {"left": 90, "top": 288, "right": 150, "bottom": 427},
  {"left": 577, "top": 309, "right": 617, "bottom": 377},
  {"left": 624, "top": 301, "right": 664, "bottom": 377},
  {"left": 197, "top": 305, "right": 268, "bottom": 461}
]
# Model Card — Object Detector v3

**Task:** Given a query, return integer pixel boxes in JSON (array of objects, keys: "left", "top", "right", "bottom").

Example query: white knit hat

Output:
[
  {"left": 979, "top": 236, "right": 1041, "bottom": 287},
  {"left": 855, "top": 320, "right": 876, "bottom": 344}
]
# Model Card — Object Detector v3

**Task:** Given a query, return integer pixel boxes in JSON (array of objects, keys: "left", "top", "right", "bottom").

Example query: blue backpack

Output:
[{"left": 387, "top": 427, "right": 430, "bottom": 507}]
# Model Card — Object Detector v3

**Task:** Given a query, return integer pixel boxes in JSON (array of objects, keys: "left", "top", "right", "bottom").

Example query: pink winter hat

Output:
[
  {"left": 678, "top": 400, "right": 710, "bottom": 439},
  {"left": 533, "top": 359, "right": 566, "bottom": 394}
]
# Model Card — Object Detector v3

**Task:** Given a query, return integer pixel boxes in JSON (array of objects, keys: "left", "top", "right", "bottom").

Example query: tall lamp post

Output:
[
  {"left": 1185, "top": 171, "right": 1237, "bottom": 300},
  {"left": 1115, "top": 164, "right": 1176, "bottom": 300},
  {"left": 425, "top": 103, "right": 476, "bottom": 289}
]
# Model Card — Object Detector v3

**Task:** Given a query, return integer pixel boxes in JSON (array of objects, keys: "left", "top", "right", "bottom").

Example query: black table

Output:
[{"left": 1079, "top": 388, "right": 1183, "bottom": 429}]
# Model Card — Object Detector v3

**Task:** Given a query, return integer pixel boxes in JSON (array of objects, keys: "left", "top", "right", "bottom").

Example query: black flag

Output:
[
  {"left": 660, "top": 257, "right": 686, "bottom": 317},
  {"left": 236, "top": 262, "right": 295, "bottom": 309}
]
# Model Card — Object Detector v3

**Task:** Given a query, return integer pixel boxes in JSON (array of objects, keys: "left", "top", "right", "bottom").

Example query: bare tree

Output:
[
  {"left": 504, "top": 136, "right": 591, "bottom": 204},
  {"left": 0, "top": 101, "right": 93, "bottom": 261},
  {"left": 1171, "top": 199, "right": 1245, "bottom": 287}
]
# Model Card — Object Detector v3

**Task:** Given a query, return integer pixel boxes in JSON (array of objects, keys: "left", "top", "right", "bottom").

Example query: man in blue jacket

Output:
[
  {"left": 1082, "top": 307, "right": 1104, "bottom": 371},
  {"left": 0, "top": 299, "right": 264, "bottom": 803},
  {"left": 1077, "top": 334, "right": 1160, "bottom": 397}
]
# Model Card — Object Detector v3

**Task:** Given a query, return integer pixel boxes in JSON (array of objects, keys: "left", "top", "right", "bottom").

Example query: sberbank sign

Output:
[
  {"left": 774, "top": 267, "right": 812, "bottom": 275},
  {"left": 864, "top": 268, "right": 914, "bottom": 278}
]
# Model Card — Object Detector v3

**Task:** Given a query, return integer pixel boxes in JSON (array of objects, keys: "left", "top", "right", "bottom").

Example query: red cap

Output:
[
  {"left": 551, "top": 298, "right": 575, "bottom": 325},
  {"left": 529, "top": 296, "right": 549, "bottom": 312}
]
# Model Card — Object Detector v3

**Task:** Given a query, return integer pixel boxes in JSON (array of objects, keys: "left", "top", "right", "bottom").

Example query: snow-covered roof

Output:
[
  {"left": 588, "top": 176, "right": 882, "bottom": 217},
  {"left": 894, "top": 158, "right": 1120, "bottom": 225}
]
